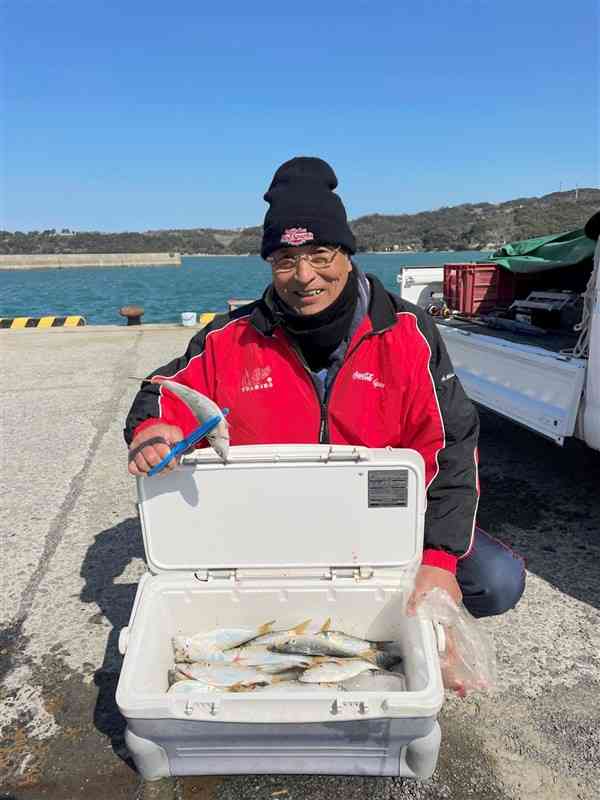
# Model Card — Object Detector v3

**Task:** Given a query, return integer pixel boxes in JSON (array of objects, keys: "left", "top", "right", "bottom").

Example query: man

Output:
[{"left": 125, "top": 156, "right": 525, "bottom": 618}]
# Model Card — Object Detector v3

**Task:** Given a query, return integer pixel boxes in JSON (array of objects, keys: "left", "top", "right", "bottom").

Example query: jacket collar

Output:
[
  {"left": 250, "top": 267, "right": 396, "bottom": 337},
  {"left": 365, "top": 271, "right": 397, "bottom": 332}
]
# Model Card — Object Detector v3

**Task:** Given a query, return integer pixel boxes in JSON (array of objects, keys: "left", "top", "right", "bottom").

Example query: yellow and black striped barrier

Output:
[{"left": 0, "top": 316, "right": 86, "bottom": 329}]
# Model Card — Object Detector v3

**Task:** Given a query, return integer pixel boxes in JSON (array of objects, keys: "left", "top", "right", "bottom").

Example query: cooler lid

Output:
[{"left": 137, "top": 445, "right": 426, "bottom": 575}]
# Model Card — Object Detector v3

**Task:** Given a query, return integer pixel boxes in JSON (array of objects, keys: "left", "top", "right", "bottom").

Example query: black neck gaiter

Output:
[{"left": 272, "top": 267, "right": 359, "bottom": 371}]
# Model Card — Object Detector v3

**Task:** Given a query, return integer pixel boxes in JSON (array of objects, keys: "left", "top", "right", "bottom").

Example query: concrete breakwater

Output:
[{"left": 0, "top": 252, "right": 181, "bottom": 269}]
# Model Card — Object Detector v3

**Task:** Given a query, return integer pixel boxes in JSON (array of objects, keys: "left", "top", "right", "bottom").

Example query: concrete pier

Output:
[
  {"left": 0, "top": 252, "right": 181, "bottom": 269},
  {"left": 2, "top": 325, "right": 599, "bottom": 799}
]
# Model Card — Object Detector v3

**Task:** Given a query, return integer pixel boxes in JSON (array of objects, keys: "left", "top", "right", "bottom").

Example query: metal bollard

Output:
[{"left": 119, "top": 305, "right": 144, "bottom": 325}]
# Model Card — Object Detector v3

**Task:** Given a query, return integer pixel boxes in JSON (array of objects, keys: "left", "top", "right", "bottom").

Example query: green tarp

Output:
[{"left": 489, "top": 228, "right": 596, "bottom": 274}]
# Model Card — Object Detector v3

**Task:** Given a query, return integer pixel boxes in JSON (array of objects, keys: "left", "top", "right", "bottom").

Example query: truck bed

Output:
[
  {"left": 397, "top": 263, "right": 592, "bottom": 447},
  {"left": 437, "top": 317, "right": 580, "bottom": 356},
  {"left": 436, "top": 316, "right": 587, "bottom": 445}
]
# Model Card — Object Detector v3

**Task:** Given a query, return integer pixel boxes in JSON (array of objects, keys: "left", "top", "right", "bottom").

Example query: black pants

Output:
[{"left": 456, "top": 528, "right": 526, "bottom": 618}]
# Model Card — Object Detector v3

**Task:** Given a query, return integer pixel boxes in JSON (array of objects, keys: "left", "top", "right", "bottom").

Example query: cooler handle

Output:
[{"left": 118, "top": 571, "right": 150, "bottom": 654}]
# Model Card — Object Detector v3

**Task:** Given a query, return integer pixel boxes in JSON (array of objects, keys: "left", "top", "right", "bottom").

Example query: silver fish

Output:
[
  {"left": 167, "top": 679, "right": 225, "bottom": 695},
  {"left": 316, "top": 625, "right": 381, "bottom": 660},
  {"left": 218, "top": 667, "right": 305, "bottom": 685},
  {"left": 314, "top": 618, "right": 395, "bottom": 663},
  {"left": 150, "top": 378, "right": 230, "bottom": 461},
  {"left": 172, "top": 644, "right": 240, "bottom": 664},
  {"left": 264, "top": 667, "right": 304, "bottom": 682},
  {"left": 172, "top": 621, "right": 276, "bottom": 662},
  {"left": 300, "top": 659, "right": 377, "bottom": 684},
  {"left": 257, "top": 661, "right": 313, "bottom": 675},
  {"left": 270, "top": 634, "right": 376, "bottom": 661},
  {"left": 226, "top": 645, "right": 313, "bottom": 673},
  {"left": 271, "top": 618, "right": 395, "bottom": 668},
  {"left": 251, "top": 619, "right": 312, "bottom": 646},
  {"left": 172, "top": 650, "right": 310, "bottom": 674},
  {"left": 176, "top": 663, "right": 281, "bottom": 688}
]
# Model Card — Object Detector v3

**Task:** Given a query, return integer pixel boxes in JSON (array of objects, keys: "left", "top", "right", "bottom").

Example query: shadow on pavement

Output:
[
  {"left": 476, "top": 408, "right": 600, "bottom": 610},
  {"left": 80, "top": 516, "right": 145, "bottom": 773}
]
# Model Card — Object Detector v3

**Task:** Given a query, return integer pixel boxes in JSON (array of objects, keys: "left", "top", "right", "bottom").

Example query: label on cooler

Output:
[{"left": 368, "top": 470, "right": 409, "bottom": 507}]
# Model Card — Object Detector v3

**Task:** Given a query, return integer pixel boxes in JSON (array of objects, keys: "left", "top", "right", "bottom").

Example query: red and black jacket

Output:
[{"left": 125, "top": 274, "right": 479, "bottom": 574}]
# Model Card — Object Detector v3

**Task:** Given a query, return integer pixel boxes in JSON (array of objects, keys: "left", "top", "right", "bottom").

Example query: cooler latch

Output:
[
  {"left": 330, "top": 566, "right": 374, "bottom": 581},
  {"left": 194, "top": 569, "right": 235, "bottom": 582}
]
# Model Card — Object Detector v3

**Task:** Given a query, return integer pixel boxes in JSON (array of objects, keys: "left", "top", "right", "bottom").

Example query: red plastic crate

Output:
[{"left": 443, "top": 263, "right": 535, "bottom": 316}]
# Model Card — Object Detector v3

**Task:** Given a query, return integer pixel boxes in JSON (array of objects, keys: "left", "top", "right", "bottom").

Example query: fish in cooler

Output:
[
  {"left": 249, "top": 619, "right": 313, "bottom": 647},
  {"left": 270, "top": 618, "right": 397, "bottom": 668},
  {"left": 299, "top": 659, "right": 378, "bottom": 683},
  {"left": 167, "top": 619, "right": 407, "bottom": 695},
  {"left": 167, "top": 679, "right": 226, "bottom": 695},
  {"left": 173, "top": 647, "right": 314, "bottom": 674},
  {"left": 229, "top": 646, "right": 314, "bottom": 672},
  {"left": 172, "top": 621, "right": 276, "bottom": 662},
  {"left": 176, "top": 663, "right": 283, "bottom": 689}
]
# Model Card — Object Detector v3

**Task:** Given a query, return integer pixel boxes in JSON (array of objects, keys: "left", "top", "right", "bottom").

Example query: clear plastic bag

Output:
[{"left": 414, "top": 588, "right": 497, "bottom": 697}]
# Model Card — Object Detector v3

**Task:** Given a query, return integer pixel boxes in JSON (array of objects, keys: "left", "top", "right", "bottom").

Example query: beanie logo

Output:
[{"left": 281, "top": 227, "right": 315, "bottom": 246}]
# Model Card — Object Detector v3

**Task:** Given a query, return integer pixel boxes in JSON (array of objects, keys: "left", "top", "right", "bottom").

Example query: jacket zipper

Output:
[
  {"left": 281, "top": 336, "right": 327, "bottom": 440},
  {"left": 282, "top": 329, "right": 379, "bottom": 444},
  {"left": 320, "top": 332, "right": 378, "bottom": 442}
]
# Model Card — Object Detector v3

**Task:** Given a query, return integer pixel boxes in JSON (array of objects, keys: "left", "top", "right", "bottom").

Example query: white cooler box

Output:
[{"left": 116, "top": 445, "right": 445, "bottom": 781}]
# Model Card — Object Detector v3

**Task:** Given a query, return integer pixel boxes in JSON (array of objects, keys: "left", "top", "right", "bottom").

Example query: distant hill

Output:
[
  {"left": 2, "top": 188, "right": 598, "bottom": 256},
  {"left": 350, "top": 188, "right": 600, "bottom": 252}
]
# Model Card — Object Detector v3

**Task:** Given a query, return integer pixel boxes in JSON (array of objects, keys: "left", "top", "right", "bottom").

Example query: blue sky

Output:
[{"left": 1, "top": 0, "right": 598, "bottom": 231}]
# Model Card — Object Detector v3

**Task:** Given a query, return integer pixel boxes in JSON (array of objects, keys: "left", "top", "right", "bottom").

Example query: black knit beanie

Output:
[{"left": 261, "top": 157, "right": 357, "bottom": 260}]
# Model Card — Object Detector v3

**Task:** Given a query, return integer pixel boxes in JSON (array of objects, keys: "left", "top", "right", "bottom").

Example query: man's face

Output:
[{"left": 269, "top": 245, "right": 352, "bottom": 315}]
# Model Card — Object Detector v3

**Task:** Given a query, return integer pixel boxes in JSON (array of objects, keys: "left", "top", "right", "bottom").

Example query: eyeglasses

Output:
[{"left": 269, "top": 246, "right": 341, "bottom": 273}]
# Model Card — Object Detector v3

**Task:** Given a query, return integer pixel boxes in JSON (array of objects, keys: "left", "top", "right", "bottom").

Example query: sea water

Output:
[{"left": 0, "top": 251, "right": 486, "bottom": 325}]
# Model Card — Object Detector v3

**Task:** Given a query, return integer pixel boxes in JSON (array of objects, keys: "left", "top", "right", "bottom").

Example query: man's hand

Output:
[
  {"left": 127, "top": 424, "right": 184, "bottom": 476},
  {"left": 406, "top": 564, "right": 462, "bottom": 615}
]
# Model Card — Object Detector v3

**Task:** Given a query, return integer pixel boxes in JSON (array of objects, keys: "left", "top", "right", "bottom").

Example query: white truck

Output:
[{"left": 396, "top": 238, "right": 600, "bottom": 452}]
